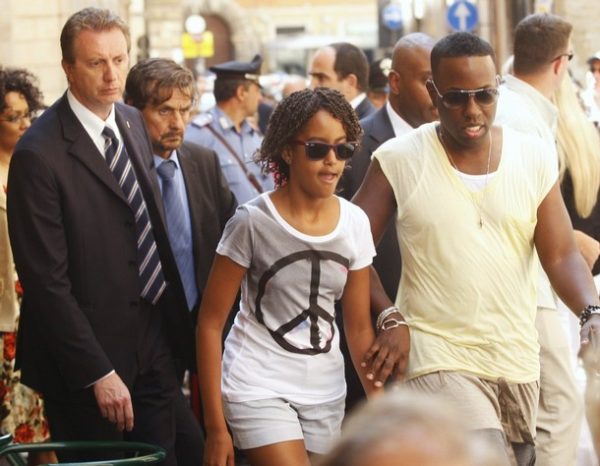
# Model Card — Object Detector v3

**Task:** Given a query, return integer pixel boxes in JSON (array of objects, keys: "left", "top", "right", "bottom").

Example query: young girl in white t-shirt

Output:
[{"left": 196, "top": 87, "right": 379, "bottom": 466}]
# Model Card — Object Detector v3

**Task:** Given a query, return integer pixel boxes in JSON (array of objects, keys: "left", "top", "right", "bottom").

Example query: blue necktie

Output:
[
  {"left": 103, "top": 126, "right": 166, "bottom": 304},
  {"left": 156, "top": 160, "right": 198, "bottom": 310}
]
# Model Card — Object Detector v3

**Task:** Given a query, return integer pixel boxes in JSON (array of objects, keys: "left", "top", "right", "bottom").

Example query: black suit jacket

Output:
[
  {"left": 341, "top": 106, "right": 401, "bottom": 300},
  {"left": 355, "top": 96, "right": 376, "bottom": 120},
  {"left": 7, "top": 94, "right": 190, "bottom": 398},
  {"left": 177, "top": 142, "right": 237, "bottom": 304}
]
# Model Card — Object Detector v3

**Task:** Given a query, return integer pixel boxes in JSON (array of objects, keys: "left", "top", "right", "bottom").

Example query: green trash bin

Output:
[{"left": 0, "top": 434, "right": 166, "bottom": 466}]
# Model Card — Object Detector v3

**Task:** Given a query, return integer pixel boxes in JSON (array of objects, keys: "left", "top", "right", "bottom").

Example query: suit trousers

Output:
[
  {"left": 43, "top": 300, "right": 180, "bottom": 466},
  {"left": 173, "top": 357, "right": 204, "bottom": 466},
  {"left": 535, "top": 307, "right": 583, "bottom": 466}
]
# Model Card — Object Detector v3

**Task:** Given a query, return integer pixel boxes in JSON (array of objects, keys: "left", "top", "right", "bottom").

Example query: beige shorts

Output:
[{"left": 404, "top": 371, "right": 539, "bottom": 444}]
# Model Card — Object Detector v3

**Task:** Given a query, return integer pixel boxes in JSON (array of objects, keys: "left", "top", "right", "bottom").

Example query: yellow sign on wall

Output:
[{"left": 182, "top": 31, "right": 214, "bottom": 58}]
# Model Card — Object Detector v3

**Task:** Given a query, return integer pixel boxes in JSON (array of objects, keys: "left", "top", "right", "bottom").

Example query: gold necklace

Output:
[{"left": 438, "top": 126, "right": 493, "bottom": 229}]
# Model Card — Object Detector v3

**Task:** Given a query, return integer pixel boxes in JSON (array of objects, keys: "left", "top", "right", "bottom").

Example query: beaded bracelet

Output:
[{"left": 579, "top": 305, "right": 600, "bottom": 327}]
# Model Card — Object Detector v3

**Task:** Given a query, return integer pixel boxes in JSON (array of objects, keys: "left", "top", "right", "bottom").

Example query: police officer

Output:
[{"left": 186, "top": 54, "right": 274, "bottom": 204}]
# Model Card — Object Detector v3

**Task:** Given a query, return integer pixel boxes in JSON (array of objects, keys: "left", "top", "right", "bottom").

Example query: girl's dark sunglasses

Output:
[
  {"left": 428, "top": 79, "right": 500, "bottom": 109},
  {"left": 291, "top": 140, "right": 358, "bottom": 161}
]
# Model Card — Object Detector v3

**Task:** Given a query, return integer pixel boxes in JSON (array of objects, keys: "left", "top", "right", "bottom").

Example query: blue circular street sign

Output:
[
  {"left": 447, "top": 1, "right": 479, "bottom": 32},
  {"left": 382, "top": 4, "right": 403, "bottom": 31}
]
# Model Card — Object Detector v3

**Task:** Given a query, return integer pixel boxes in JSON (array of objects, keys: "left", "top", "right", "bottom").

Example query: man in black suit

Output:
[
  {"left": 7, "top": 8, "right": 191, "bottom": 464},
  {"left": 309, "top": 42, "right": 376, "bottom": 119},
  {"left": 338, "top": 33, "right": 438, "bottom": 413},
  {"left": 124, "top": 57, "right": 237, "bottom": 465}
]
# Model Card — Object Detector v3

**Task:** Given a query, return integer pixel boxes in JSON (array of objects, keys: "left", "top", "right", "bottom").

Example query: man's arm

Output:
[
  {"left": 7, "top": 148, "right": 114, "bottom": 388},
  {"left": 8, "top": 147, "right": 135, "bottom": 430},
  {"left": 352, "top": 159, "right": 410, "bottom": 385},
  {"left": 535, "top": 181, "right": 599, "bottom": 311},
  {"left": 534, "top": 181, "right": 600, "bottom": 343}
]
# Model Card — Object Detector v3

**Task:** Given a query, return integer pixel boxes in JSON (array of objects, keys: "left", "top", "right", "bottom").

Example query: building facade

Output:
[{"left": 1, "top": 0, "right": 599, "bottom": 104}]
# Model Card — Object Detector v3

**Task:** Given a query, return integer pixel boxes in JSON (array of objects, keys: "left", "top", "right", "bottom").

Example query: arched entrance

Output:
[
  {"left": 183, "top": 0, "right": 262, "bottom": 62},
  {"left": 203, "top": 14, "right": 233, "bottom": 67}
]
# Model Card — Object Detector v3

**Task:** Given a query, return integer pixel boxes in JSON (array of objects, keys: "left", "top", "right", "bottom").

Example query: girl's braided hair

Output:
[{"left": 255, "top": 87, "right": 362, "bottom": 187}]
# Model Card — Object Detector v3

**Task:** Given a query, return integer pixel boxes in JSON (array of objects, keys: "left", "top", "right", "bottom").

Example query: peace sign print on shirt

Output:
[{"left": 255, "top": 249, "right": 349, "bottom": 355}]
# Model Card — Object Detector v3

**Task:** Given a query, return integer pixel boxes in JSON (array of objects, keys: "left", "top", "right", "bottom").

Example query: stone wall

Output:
[
  {"left": 3, "top": 0, "right": 600, "bottom": 105},
  {"left": 556, "top": 0, "right": 600, "bottom": 84},
  {"left": 0, "top": 0, "right": 129, "bottom": 104}
]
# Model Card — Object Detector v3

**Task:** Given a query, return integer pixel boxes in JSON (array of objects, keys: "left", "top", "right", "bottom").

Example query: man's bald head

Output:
[
  {"left": 391, "top": 32, "right": 436, "bottom": 70},
  {"left": 388, "top": 33, "right": 438, "bottom": 128}
]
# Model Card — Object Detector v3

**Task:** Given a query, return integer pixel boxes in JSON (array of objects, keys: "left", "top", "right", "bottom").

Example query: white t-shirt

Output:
[
  {"left": 218, "top": 193, "right": 375, "bottom": 404},
  {"left": 374, "top": 122, "right": 557, "bottom": 383}
]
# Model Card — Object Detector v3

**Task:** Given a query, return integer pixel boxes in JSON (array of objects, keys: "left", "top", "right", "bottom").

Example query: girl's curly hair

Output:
[
  {"left": 255, "top": 87, "right": 362, "bottom": 187},
  {"left": 0, "top": 67, "right": 45, "bottom": 115}
]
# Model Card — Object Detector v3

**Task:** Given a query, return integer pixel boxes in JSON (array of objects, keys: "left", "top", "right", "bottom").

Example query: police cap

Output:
[{"left": 210, "top": 54, "right": 263, "bottom": 85}]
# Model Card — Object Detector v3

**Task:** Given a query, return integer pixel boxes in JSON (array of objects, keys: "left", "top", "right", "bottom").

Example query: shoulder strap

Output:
[{"left": 204, "top": 125, "right": 264, "bottom": 194}]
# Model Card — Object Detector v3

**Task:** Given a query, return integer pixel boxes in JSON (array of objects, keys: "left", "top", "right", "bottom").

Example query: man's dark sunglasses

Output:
[
  {"left": 428, "top": 79, "right": 500, "bottom": 109},
  {"left": 290, "top": 140, "right": 358, "bottom": 161}
]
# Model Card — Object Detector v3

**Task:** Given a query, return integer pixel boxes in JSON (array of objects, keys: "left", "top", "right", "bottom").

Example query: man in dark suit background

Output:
[
  {"left": 124, "top": 57, "right": 237, "bottom": 466},
  {"left": 7, "top": 8, "right": 192, "bottom": 464},
  {"left": 308, "top": 42, "right": 376, "bottom": 119},
  {"left": 338, "top": 33, "right": 438, "bottom": 413}
]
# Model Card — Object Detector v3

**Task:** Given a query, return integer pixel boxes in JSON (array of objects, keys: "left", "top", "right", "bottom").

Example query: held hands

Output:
[
  {"left": 580, "top": 316, "right": 600, "bottom": 454},
  {"left": 93, "top": 372, "right": 134, "bottom": 432},
  {"left": 362, "top": 314, "right": 410, "bottom": 388},
  {"left": 581, "top": 314, "right": 600, "bottom": 374},
  {"left": 204, "top": 430, "right": 235, "bottom": 466}
]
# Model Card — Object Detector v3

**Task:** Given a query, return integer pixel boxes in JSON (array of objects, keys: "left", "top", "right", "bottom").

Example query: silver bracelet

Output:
[
  {"left": 380, "top": 318, "right": 409, "bottom": 331},
  {"left": 376, "top": 306, "right": 400, "bottom": 330}
]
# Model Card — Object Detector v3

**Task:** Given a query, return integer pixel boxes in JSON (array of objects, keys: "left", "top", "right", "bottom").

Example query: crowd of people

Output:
[{"left": 3, "top": 5, "right": 600, "bottom": 466}]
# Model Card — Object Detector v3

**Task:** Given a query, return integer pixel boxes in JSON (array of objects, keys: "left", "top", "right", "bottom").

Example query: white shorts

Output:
[{"left": 223, "top": 396, "right": 345, "bottom": 454}]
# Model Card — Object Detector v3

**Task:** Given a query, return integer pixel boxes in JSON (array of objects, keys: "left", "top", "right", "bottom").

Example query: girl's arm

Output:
[
  {"left": 196, "top": 253, "right": 247, "bottom": 466},
  {"left": 341, "top": 266, "right": 383, "bottom": 397}
]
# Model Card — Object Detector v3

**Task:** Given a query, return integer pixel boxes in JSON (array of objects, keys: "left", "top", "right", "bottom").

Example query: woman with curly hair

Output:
[
  {"left": 0, "top": 66, "right": 55, "bottom": 465},
  {"left": 197, "top": 87, "right": 380, "bottom": 466}
]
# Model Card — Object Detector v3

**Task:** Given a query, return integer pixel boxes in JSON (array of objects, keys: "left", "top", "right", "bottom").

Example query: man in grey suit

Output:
[
  {"left": 339, "top": 33, "right": 438, "bottom": 412},
  {"left": 124, "top": 57, "right": 238, "bottom": 466},
  {"left": 7, "top": 8, "right": 191, "bottom": 464}
]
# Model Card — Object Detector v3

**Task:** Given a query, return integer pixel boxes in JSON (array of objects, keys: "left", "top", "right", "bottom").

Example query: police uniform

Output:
[{"left": 185, "top": 55, "right": 274, "bottom": 204}]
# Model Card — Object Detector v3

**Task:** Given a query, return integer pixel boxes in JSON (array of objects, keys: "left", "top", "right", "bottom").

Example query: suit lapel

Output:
[
  {"left": 177, "top": 145, "right": 203, "bottom": 241},
  {"left": 115, "top": 106, "right": 167, "bottom": 225},
  {"left": 368, "top": 108, "right": 394, "bottom": 149},
  {"left": 58, "top": 96, "right": 128, "bottom": 204}
]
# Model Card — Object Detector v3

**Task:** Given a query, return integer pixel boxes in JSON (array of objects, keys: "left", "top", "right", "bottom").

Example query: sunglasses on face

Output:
[
  {"left": 552, "top": 51, "right": 574, "bottom": 62},
  {"left": 428, "top": 79, "right": 500, "bottom": 109},
  {"left": 290, "top": 140, "right": 358, "bottom": 161}
]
